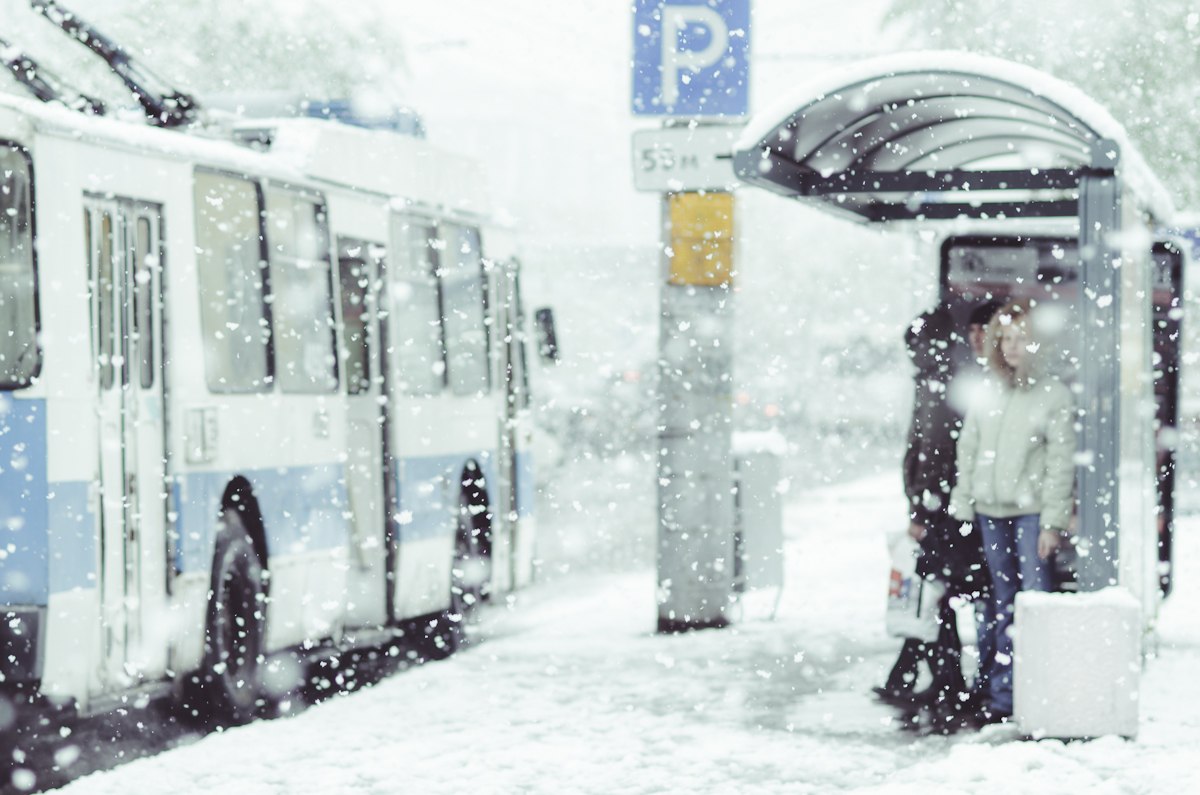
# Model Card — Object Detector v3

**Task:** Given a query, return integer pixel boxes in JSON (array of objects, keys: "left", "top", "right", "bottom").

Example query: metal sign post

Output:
[{"left": 631, "top": 0, "right": 750, "bottom": 632}]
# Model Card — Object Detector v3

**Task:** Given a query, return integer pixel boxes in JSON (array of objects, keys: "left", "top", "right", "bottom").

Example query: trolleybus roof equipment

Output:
[
  {"left": 1, "top": 33, "right": 105, "bottom": 114},
  {"left": 29, "top": 0, "right": 198, "bottom": 128}
]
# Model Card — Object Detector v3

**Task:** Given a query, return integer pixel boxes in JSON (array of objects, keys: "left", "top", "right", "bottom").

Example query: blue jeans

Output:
[
  {"left": 977, "top": 513, "right": 1052, "bottom": 713},
  {"left": 973, "top": 597, "right": 994, "bottom": 697}
]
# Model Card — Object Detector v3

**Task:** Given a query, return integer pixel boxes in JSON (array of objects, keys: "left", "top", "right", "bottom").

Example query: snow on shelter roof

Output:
[{"left": 732, "top": 51, "right": 1175, "bottom": 224}]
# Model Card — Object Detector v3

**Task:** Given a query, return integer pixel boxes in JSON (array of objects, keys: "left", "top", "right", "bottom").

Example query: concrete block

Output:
[
  {"left": 732, "top": 432, "right": 786, "bottom": 593},
  {"left": 1013, "top": 587, "right": 1141, "bottom": 739}
]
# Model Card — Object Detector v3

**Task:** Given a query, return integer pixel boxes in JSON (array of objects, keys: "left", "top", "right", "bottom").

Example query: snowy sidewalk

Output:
[{"left": 59, "top": 475, "right": 1200, "bottom": 794}]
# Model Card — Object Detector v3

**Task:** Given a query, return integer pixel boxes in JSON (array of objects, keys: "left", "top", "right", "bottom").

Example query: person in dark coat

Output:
[{"left": 875, "top": 304, "right": 989, "bottom": 730}]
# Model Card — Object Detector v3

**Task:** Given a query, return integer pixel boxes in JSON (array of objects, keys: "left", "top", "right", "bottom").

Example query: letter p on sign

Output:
[{"left": 632, "top": 0, "right": 750, "bottom": 118}]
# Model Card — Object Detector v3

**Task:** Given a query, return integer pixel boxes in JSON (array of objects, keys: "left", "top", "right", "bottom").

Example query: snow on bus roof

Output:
[
  {"left": 734, "top": 50, "right": 1175, "bottom": 223},
  {"left": 1, "top": 89, "right": 306, "bottom": 181},
  {"left": 0, "top": 90, "right": 489, "bottom": 217},
  {"left": 263, "top": 117, "right": 489, "bottom": 217}
]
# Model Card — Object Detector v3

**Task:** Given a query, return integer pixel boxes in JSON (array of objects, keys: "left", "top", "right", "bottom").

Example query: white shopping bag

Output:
[{"left": 884, "top": 533, "right": 945, "bottom": 642}]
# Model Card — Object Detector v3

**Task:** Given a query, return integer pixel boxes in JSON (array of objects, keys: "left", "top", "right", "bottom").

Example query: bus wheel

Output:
[
  {"left": 1, "top": 729, "right": 16, "bottom": 790},
  {"left": 192, "top": 512, "right": 266, "bottom": 725},
  {"left": 451, "top": 492, "right": 489, "bottom": 622},
  {"left": 444, "top": 531, "right": 474, "bottom": 652}
]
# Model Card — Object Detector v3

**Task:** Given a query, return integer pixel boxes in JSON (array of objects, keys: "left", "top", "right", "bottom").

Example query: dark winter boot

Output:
[{"left": 875, "top": 638, "right": 925, "bottom": 705}]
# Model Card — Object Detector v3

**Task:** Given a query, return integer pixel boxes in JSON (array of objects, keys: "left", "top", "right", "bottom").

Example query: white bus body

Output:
[{"left": 0, "top": 94, "right": 538, "bottom": 723}]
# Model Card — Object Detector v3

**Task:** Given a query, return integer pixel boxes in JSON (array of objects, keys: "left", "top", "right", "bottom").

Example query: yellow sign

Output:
[{"left": 668, "top": 192, "right": 734, "bottom": 287}]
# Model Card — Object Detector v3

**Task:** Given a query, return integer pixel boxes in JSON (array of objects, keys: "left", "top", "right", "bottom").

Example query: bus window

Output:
[
  {"left": 97, "top": 211, "right": 116, "bottom": 390},
  {"left": 441, "top": 224, "right": 489, "bottom": 397},
  {"left": 134, "top": 215, "right": 156, "bottom": 389},
  {"left": 193, "top": 171, "right": 271, "bottom": 393},
  {"left": 0, "top": 145, "right": 38, "bottom": 389},
  {"left": 337, "top": 239, "right": 380, "bottom": 396},
  {"left": 391, "top": 218, "right": 446, "bottom": 395},
  {"left": 339, "top": 256, "right": 370, "bottom": 395},
  {"left": 512, "top": 270, "right": 531, "bottom": 410},
  {"left": 264, "top": 187, "right": 337, "bottom": 394}
]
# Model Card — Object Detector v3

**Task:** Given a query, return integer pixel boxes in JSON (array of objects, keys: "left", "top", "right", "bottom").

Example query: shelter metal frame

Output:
[{"left": 732, "top": 54, "right": 1177, "bottom": 595}]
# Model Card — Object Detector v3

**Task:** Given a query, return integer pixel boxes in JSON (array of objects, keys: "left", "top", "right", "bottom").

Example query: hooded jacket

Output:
[
  {"left": 948, "top": 374, "right": 1075, "bottom": 531},
  {"left": 902, "top": 307, "right": 961, "bottom": 527}
]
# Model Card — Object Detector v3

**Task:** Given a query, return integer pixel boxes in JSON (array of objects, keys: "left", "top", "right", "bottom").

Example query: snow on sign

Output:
[
  {"left": 631, "top": 0, "right": 751, "bottom": 118},
  {"left": 631, "top": 124, "right": 743, "bottom": 192}
]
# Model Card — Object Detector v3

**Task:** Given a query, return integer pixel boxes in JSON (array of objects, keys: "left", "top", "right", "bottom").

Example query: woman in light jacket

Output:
[{"left": 949, "top": 299, "right": 1076, "bottom": 724}]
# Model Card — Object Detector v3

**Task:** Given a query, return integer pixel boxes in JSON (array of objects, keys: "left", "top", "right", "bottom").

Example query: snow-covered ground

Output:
[{"left": 43, "top": 471, "right": 1200, "bottom": 794}]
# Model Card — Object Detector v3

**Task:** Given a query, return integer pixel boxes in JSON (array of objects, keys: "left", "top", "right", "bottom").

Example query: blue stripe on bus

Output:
[
  {"left": 1, "top": 411, "right": 510, "bottom": 596},
  {"left": 47, "top": 480, "right": 96, "bottom": 593},
  {"left": 174, "top": 464, "right": 351, "bottom": 575},
  {"left": 0, "top": 396, "right": 50, "bottom": 605},
  {"left": 395, "top": 450, "right": 497, "bottom": 543},
  {"left": 173, "top": 450, "right": 497, "bottom": 571}
]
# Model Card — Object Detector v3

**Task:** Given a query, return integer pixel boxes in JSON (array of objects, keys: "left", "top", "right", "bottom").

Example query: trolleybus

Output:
[{"left": 0, "top": 4, "right": 547, "bottom": 752}]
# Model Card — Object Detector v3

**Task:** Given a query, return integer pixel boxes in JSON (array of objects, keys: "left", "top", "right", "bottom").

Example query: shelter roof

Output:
[{"left": 732, "top": 52, "right": 1174, "bottom": 223}]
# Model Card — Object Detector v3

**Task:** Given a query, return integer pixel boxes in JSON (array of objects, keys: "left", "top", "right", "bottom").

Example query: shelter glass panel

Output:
[
  {"left": 1116, "top": 209, "right": 1158, "bottom": 613},
  {"left": 941, "top": 234, "right": 1086, "bottom": 588},
  {"left": 943, "top": 237, "right": 1083, "bottom": 386}
]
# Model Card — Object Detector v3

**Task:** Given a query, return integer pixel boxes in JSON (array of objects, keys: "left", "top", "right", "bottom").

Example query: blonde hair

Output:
[{"left": 986, "top": 299, "right": 1037, "bottom": 389}]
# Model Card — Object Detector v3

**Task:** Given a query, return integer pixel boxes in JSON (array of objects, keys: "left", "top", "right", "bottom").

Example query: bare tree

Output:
[
  {"left": 112, "top": 0, "right": 410, "bottom": 103},
  {"left": 886, "top": 0, "right": 1200, "bottom": 207}
]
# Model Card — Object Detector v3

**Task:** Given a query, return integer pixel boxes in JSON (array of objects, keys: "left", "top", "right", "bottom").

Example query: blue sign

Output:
[{"left": 632, "top": 0, "right": 750, "bottom": 118}]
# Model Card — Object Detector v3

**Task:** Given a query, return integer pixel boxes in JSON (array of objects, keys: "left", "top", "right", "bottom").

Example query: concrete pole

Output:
[{"left": 656, "top": 191, "right": 736, "bottom": 632}]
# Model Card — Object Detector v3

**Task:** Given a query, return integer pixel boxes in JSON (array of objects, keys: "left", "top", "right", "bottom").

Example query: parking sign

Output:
[{"left": 631, "top": 0, "right": 750, "bottom": 118}]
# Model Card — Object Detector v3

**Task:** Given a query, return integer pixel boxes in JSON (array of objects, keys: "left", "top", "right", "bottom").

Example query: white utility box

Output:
[
  {"left": 1013, "top": 588, "right": 1142, "bottom": 739},
  {"left": 732, "top": 432, "right": 786, "bottom": 604}
]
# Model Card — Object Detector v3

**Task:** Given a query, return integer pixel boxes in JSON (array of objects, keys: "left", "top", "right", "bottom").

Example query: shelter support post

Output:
[
  {"left": 1076, "top": 155, "right": 1121, "bottom": 591},
  {"left": 656, "top": 192, "right": 736, "bottom": 632}
]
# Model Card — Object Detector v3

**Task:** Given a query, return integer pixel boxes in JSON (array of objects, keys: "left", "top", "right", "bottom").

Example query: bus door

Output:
[
  {"left": 84, "top": 197, "right": 169, "bottom": 689},
  {"left": 336, "top": 237, "right": 389, "bottom": 624},
  {"left": 1151, "top": 241, "right": 1184, "bottom": 597},
  {"left": 494, "top": 260, "right": 535, "bottom": 589}
]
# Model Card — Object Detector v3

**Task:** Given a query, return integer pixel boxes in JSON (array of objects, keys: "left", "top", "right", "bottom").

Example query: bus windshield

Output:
[{"left": 0, "top": 145, "right": 38, "bottom": 389}]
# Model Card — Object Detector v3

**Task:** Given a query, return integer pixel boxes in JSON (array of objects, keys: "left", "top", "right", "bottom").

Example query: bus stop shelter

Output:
[{"left": 731, "top": 52, "right": 1177, "bottom": 619}]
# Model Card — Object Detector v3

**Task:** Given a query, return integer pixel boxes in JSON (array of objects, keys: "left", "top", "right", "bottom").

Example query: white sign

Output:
[{"left": 631, "top": 125, "right": 744, "bottom": 192}]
